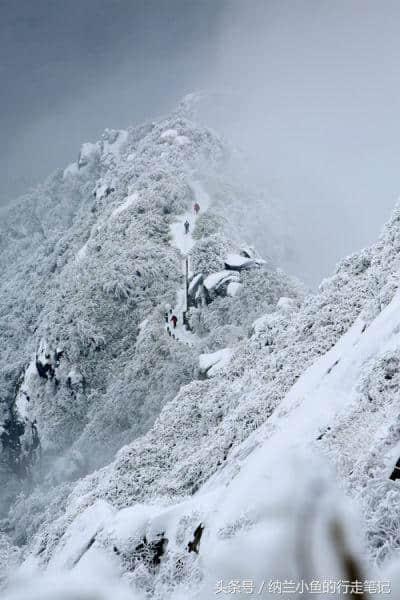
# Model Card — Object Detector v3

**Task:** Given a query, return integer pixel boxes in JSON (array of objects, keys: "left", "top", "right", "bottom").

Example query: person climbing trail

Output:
[
  {"left": 164, "top": 312, "right": 169, "bottom": 323},
  {"left": 166, "top": 181, "right": 210, "bottom": 349}
]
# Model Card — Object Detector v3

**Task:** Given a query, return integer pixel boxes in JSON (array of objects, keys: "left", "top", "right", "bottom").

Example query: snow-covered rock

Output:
[
  {"left": 160, "top": 128, "right": 189, "bottom": 147},
  {"left": 78, "top": 142, "right": 101, "bottom": 168},
  {"left": 188, "top": 273, "right": 203, "bottom": 295},
  {"left": 160, "top": 128, "right": 178, "bottom": 142},
  {"left": 66, "top": 367, "right": 83, "bottom": 388},
  {"left": 174, "top": 134, "right": 190, "bottom": 146},
  {"left": 203, "top": 270, "right": 239, "bottom": 292},
  {"left": 239, "top": 244, "right": 257, "bottom": 259},
  {"left": 188, "top": 273, "right": 204, "bottom": 306},
  {"left": 226, "top": 281, "right": 243, "bottom": 297},
  {"left": 199, "top": 347, "right": 233, "bottom": 377},
  {"left": 224, "top": 253, "right": 266, "bottom": 271},
  {"left": 48, "top": 500, "right": 115, "bottom": 571}
]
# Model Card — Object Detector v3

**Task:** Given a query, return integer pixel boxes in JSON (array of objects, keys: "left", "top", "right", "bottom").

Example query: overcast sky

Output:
[
  {"left": 0, "top": 0, "right": 226, "bottom": 202},
  {"left": 2, "top": 0, "right": 400, "bottom": 284}
]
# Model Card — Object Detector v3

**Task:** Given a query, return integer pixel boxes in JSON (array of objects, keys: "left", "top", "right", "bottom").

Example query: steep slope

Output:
[
  {"left": 0, "top": 117, "right": 212, "bottom": 510},
  {"left": 4, "top": 101, "right": 400, "bottom": 598},
  {"left": 6, "top": 203, "right": 400, "bottom": 599},
  {"left": 0, "top": 102, "right": 301, "bottom": 532}
]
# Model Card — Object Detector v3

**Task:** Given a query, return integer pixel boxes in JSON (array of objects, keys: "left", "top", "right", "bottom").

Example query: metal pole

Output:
[{"left": 183, "top": 256, "right": 189, "bottom": 326}]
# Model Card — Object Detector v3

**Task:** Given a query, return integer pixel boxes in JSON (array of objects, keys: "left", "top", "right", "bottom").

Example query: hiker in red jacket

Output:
[
  {"left": 170, "top": 314, "right": 178, "bottom": 328},
  {"left": 193, "top": 202, "right": 200, "bottom": 215}
]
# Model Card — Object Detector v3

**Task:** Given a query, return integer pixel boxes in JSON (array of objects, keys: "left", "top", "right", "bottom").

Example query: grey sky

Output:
[
  {"left": 206, "top": 0, "right": 400, "bottom": 284},
  {"left": 2, "top": 0, "right": 400, "bottom": 284},
  {"left": 0, "top": 0, "right": 226, "bottom": 202}
]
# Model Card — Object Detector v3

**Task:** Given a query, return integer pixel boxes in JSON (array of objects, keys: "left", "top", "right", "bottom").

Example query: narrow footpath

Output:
[{"left": 166, "top": 180, "right": 211, "bottom": 345}]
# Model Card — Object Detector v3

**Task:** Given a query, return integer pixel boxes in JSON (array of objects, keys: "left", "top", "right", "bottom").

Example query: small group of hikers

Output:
[
  {"left": 165, "top": 308, "right": 178, "bottom": 328},
  {"left": 183, "top": 202, "right": 201, "bottom": 235},
  {"left": 167, "top": 201, "right": 202, "bottom": 331}
]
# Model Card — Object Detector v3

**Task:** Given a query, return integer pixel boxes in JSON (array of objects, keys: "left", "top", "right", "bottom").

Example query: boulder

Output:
[
  {"left": 203, "top": 270, "right": 239, "bottom": 292},
  {"left": 188, "top": 273, "right": 204, "bottom": 306},
  {"left": 227, "top": 281, "right": 243, "bottom": 297},
  {"left": 224, "top": 253, "right": 266, "bottom": 271},
  {"left": 78, "top": 142, "right": 101, "bottom": 168},
  {"left": 199, "top": 348, "right": 233, "bottom": 377},
  {"left": 203, "top": 270, "right": 240, "bottom": 301}
]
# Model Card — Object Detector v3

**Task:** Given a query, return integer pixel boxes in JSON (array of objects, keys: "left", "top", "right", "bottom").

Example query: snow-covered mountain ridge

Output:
[{"left": 3, "top": 100, "right": 400, "bottom": 597}]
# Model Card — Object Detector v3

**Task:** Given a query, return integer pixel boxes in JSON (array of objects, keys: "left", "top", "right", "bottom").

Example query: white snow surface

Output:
[
  {"left": 251, "top": 311, "right": 282, "bottom": 334},
  {"left": 160, "top": 129, "right": 189, "bottom": 147},
  {"left": 15, "top": 360, "right": 37, "bottom": 421},
  {"left": 78, "top": 142, "right": 100, "bottom": 167},
  {"left": 226, "top": 281, "right": 243, "bottom": 297},
  {"left": 112, "top": 192, "right": 138, "bottom": 217},
  {"left": 199, "top": 347, "right": 233, "bottom": 377},
  {"left": 15, "top": 289, "right": 400, "bottom": 598},
  {"left": 48, "top": 500, "right": 115, "bottom": 571},
  {"left": 188, "top": 273, "right": 203, "bottom": 295},
  {"left": 225, "top": 253, "right": 266, "bottom": 270},
  {"left": 169, "top": 179, "right": 210, "bottom": 256},
  {"left": 224, "top": 253, "right": 255, "bottom": 269},
  {"left": 203, "top": 270, "right": 238, "bottom": 292},
  {"left": 6, "top": 98, "right": 400, "bottom": 599},
  {"left": 160, "top": 129, "right": 178, "bottom": 141}
]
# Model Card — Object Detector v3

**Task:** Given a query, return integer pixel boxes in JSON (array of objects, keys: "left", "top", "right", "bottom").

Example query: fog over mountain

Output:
[
  {"left": 3, "top": 1, "right": 400, "bottom": 283},
  {"left": 0, "top": 1, "right": 225, "bottom": 204}
]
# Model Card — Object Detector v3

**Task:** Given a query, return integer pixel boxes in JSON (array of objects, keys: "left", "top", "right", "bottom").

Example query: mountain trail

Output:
[{"left": 166, "top": 180, "right": 211, "bottom": 346}]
